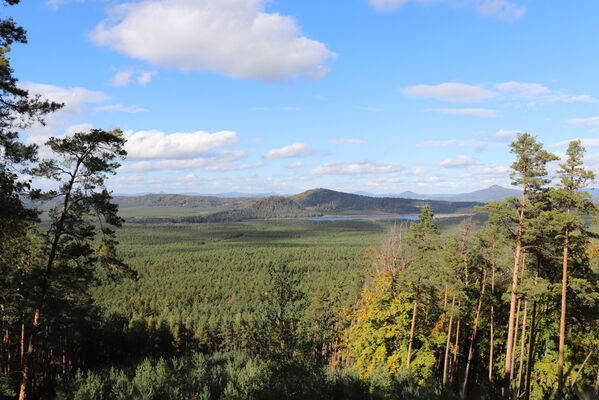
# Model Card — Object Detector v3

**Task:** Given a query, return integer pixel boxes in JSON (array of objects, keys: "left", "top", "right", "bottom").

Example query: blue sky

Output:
[{"left": 11, "top": 0, "right": 599, "bottom": 194}]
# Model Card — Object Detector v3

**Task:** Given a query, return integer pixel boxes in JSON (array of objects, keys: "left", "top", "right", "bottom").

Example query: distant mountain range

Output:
[{"left": 355, "top": 185, "right": 521, "bottom": 202}]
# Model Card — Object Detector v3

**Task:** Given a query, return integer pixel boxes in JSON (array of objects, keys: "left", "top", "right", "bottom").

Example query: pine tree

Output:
[
  {"left": 497, "top": 133, "right": 557, "bottom": 383},
  {"left": 550, "top": 140, "right": 597, "bottom": 398},
  {"left": 18, "top": 129, "right": 129, "bottom": 400}
]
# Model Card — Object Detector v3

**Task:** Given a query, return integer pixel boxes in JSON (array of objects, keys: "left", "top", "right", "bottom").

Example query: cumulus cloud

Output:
[
  {"left": 427, "top": 108, "right": 498, "bottom": 117},
  {"left": 138, "top": 70, "right": 157, "bottom": 85},
  {"left": 90, "top": 0, "right": 336, "bottom": 82},
  {"left": 329, "top": 138, "right": 368, "bottom": 145},
  {"left": 495, "top": 81, "right": 549, "bottom": 98},
  {"left": 22, "top": 83, "right": 108, "bottom": 138},
  {"left": 124, "top": 129, "right": 239, "bottom": 160},
  {"left": 403, "top": 83, "right": 495, "bottom": 102},
  {"left": 369, "top": 0, "right": 525, "bottom": 20},
  {"left": 263, "top": 143, "right": 315, "bottom": 160},
  {"left": 119, "top": 150, "right": 249, "bottom": 172},
  {"left": 111, "top": 68, "right": 158, "bottom": 86},
  {"left": 111, "top": 68, "right": 134, "bottom": 86},
  {"left": 490, "top": 128, "right": 520, "bottom": 142},
  {"left": 24, "top": 83, "right": 107, "bottom": 117},
  {"left": 463, "top": 163, "right": 510, "bottom": 177},
  {"left": 404, "top": 81, "right": 591, "bottom": 107},
  {"left": 440, "top": 155, "right": 476, "bottom": 168},
  {"left": 567, "top": 117, "right": 599, "bottom": 127},
  {"left": 311, "top": 161, "right": 407, "bottom": 175},
  {"left": 495, "top": 81, "right": 592, "bottom": 104},
  {"left": 551, "top": 139, "right": 599, "bottom": 149},
  {"left": 96, "top": 103, "right": 149, "bottom": 113}
]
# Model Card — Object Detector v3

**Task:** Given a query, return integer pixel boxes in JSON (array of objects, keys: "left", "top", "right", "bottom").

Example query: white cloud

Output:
[
  {"left": 124, "top": 129, "right": 239, "bottom": 160},
  {"left": 496, "top": 81, "right": 592, "bottom": 104},
  {"left": 137, "top": 70, "right": 157, "bottom": 86},
  {"left": 23, "top": 83, "right": 108, "bottom": 138},
  {"left": 369, "top": 0, "right": 525, "bottom": 20},
  {"left": 119, "top": 150, "right": 248, "bottom": 172},
  {"left": 285, "top": 162, "right": 303, "bottom": 169},
  {"left": 64, "top": 123, "right": 94, "bottom": 136},
  {"left": 96, "top": 103, "right": 149, "bottom": 113},
  {"left": 311, "top": 161, "right": 407, "bottom": 175},
  {"left": 24, "top": 83, "right": 107, "bottom": 116},
  {"left": 111, "top": 68, "right": 134, "bottom": 86},
  {"left": 329, "top": 138, "right": 368, "bottom": 145},
  {"left": 112, "top": 68, "right": 157, "bottom": 86},
  {"left": 91, "top": 0, "right": 336, "bottom": 82},
  {"left": 495, "top": 81, "right": 549, "bottom": 98},
  {"left": 427, "top": 108, "right": 498, "bottom": 117},
  {"left": 440, "top": 155, "right": 476, "bottom": 168},
  {"left": 463, "top": 163, "right": 510, "bottom": 176},
  {"left": 403, "top": 83, "right": 495, "bottom": 102},
  {"left": 551, "top": 139, "right": 599, "bottom": 149},
  {"left": 491, "top": 128, "right": 520, "bottom": 142},
  {"left": 263, "top": 143, "right": 315, "bottom": 160},
  {"left": 567, "top": 117, "right": 599, "bottom": 127}
]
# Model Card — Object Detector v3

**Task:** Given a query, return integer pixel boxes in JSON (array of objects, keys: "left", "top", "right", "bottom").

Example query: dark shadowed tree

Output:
[{"left": 18, "top": 129, "right": 130, "bottom": 400}]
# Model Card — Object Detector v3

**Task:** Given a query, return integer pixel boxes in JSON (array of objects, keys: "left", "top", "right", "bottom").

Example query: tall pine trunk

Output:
[
  {"left": 506, "top": 185, "right": 527, "bottom": 380},
  {"left": 451, "top": 301, "right": 461, "bottom": 383},
  {"left": 524, "top": 299, "right": 537, "bottom": 400},
  {"left": 510, "top": 299, "right": 521, "bottom": 384},
  {"left": 407, "top": 283, "right": 420, "bottom": 370},
  {"left": 557, "top": 220, "right": 569, "bottom": 398},
  {"left": 462, "top": 267, "right": 488, "bottom": 395},
  {"left": 443, "top": 294, "right": 456, "bottom": 385},
  {"left": 517, "top": 300, "right": 528, "bottom": 396}
]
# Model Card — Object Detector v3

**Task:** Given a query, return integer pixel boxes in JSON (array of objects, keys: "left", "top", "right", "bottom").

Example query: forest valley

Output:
[{"left": 2, "top": 1, "right": 599, "bottom": 399}]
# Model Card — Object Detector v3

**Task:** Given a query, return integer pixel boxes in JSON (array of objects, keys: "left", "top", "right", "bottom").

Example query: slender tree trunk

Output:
[
  {"left": 443, "top": 285, "right": 448, "bottom": 309},
  {"left": 443, "top": 294, "right": 456, "bottom": 385},
  {"left": 407, "top": 284, "right": 420, "bottom": 370},
  {"left": 20, "top": 313, "right": 25, "bottom": 367},
  {"left": 594, "top": 361, "right": 599, "bottom": 394},
  {"left": 19, "top": 160, "right": 81, "bottom": 400},
  {"left": 462, "top": 267, "right": 488, "bottom": 396},
  {"left": 506, "top": 185, "right": 527, "bottom": 379},
  {"left": 451, "top": 301, "right": 461, "bottom": 383},
  {"left": 557, "top": 223, "right": 569, "bottom": 398},
  {"left": 489, "top": 264, "right": 496, "bottom": 383},
  {"left": 510, "top": 299, "right": 521, "bottom": 384},
  {"left": 4, "top": 324, "right": 10, "bottom": 375},
  {"left": 517, "top": 300, "right": 528, "bottom": 396},
  {"left": 524, "top": 299, "right": 537, "bottom": 400},
  {"left": 571, "top": 348, "right": 593, "bottom": 389}
]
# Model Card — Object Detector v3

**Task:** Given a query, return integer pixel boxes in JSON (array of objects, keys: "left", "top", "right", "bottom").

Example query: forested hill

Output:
[
  {"left": 126, "top": 189, "right": 479, "bottom": 223},
  {"left": 114, "top": 194, "right": 255, "bottom": 209},
  {"left": 290, "top": 188, "right": 479, "bottom": 215},
  {"left": 127, "top": 196, "right": 322, "bottom": 223}
]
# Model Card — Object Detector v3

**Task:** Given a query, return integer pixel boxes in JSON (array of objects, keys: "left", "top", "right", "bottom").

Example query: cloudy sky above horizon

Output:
[{"left": 12, "top": 0, "right": 599, "bottom": 194}]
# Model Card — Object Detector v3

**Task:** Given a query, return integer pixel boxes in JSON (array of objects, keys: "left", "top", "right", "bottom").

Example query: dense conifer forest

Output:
[{"left": 3, "top": 2, "right": 599, "bottom": 399}]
